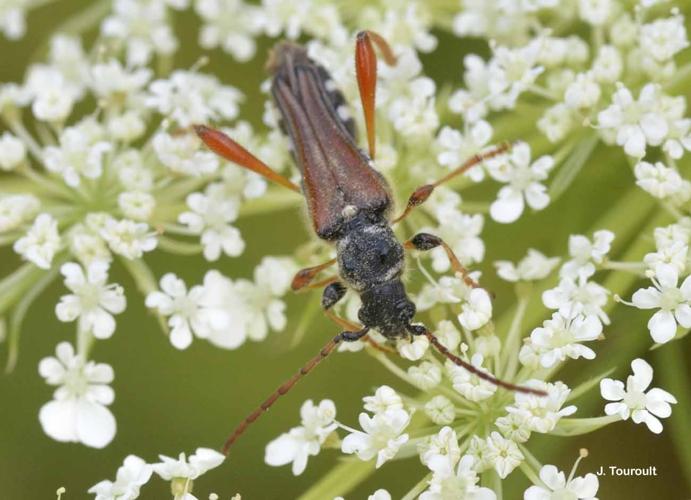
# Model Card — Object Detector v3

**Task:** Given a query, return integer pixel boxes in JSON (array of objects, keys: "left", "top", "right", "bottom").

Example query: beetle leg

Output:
[
  {"left": 404, "top": 232, "right": 480, "bottom": 289},
  {"left": 194, "top": 124, "right": 301, "bottom": 193},
  {"left": 355, "top": 30, "right": 396, "bottom": 160},
  {"left": 392, "top": 142, "right": 512, "bottom": 224}
]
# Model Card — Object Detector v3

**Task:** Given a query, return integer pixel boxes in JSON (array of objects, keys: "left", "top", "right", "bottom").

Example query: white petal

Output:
[
  {"left": 88, "top": 308, "right": 116, "bottom": 339},
  {"left": 539, "top": 464, "right": 566, "bottom": 490},
  {"left": 524, "top": 485, "right": 551, "bottom": 500},
  {"left": 631, "top": 287, "right": 662, "bottom": 309},
  {"left": 39, "top": 399, "right": 78, "bottom": 442},
  {"left": 674, "top": 303, "right": 691, "bottom": 328},
  {"left": 641, "top": 411, "right": 663, "bottom": 434},
  {"left": 648, "top": 309, "right": 677, "bottom": 343},
  {"left": 75, "top": 400, "right": 116, "bottom": 448},
  {"left": 600, "top": 378, "right": 625, "bottom": 401},
  {"left": 568, "top": 473, "right": 599, "bottom": 498},
  {"left": 490, "top": 187, "right": 524, "bottom": 223},
  {"left": 525, "top": 183, "right": 549, "bottom": 210},
  {"left": 655, "top": 263, "right": 679, "bottom": 289},
  {"left": 630, "top": 358, "right": 653, "bottom": 391}
]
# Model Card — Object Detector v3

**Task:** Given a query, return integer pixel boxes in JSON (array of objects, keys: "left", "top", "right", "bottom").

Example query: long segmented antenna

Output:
[
  {"left": 222, "top": 327, "right": 369, "bottom": 455},
  {"left": 408, "top": 325, "right": 547, "bottom": 396}
]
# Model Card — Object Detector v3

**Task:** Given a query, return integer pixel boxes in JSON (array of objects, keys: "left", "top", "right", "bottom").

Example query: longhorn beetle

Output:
[{"left": 195, "top": 31, "right": 546, "bottom": 456}]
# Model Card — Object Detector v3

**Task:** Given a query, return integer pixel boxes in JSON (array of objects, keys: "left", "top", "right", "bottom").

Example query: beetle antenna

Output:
[
  {"left": 221, "top": 327, "right": 369, "bottom": 455},
  {"left": 408, "top": 324, "right": 547, "bottom": 396}
]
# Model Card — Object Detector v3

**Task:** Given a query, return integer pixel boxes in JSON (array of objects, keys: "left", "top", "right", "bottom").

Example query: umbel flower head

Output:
[{"left": 0, "top": 0, "right": 688, "bottom": 499}]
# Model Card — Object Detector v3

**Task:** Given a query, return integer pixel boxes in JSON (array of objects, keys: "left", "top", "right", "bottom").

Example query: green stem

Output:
[
  {"left": 401, "top": 473, "right": 431, "bottom": 500},
  {"left": 500, "top": 293, "right": 529, "bottom": 379},
  {"left": 297, "top": 458, "right": 371, "bottom": 500}
]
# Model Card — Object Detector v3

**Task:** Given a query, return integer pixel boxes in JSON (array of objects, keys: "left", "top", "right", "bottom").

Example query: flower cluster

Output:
[{"left": 89, "top": 447, "right": 225, "bottom": 500}]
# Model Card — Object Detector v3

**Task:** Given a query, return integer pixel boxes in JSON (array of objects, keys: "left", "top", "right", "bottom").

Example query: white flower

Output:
[
  {"left": 101, "top": 0, "right": 178, "bottom": 67},
  {"left": 88, "top": 455, "right": 152, "bottom": 500},
  {"left": 448, "top": 353, "right": 497, "bottom": 401},
  {"left": 639, "top": 14, "right": 689, "bottom": 63},
  {"left": 363, "top": 386, "right": 404, "bottom": 415},
  {"left": 578, "top": 0, "right": 612, "bottom": 26},
  {"left": 420, "top": 454, "right": 496, "bottom": 500},
  {"left": 561, "top": 230, "right": 614, "bottom": 279},
  {"left": 179, "top": 184, "right": 244, "bottom": 261},
  {"left": 89, "top": 59, "right": 152, "bottom": 106},
  {"left": 152, "top": 447, "right": 225, "bottom": 480},
  {"left": 0, "top": 193, "right": 39, "bottom": 233},
  {"left": 507, "top": 380, "right": 577, "bottom": 433},
  {"left": 419, "top": 426, "right": 462, "bottom": 474},
  {"left": 422, "top": 210, "right": 485, "bottom": 273},
  {"left": 44, "top": 122, "right": 112, "bottom": 187},
  {"left": 600, "top": 358, "right": 677, "bottom": 434},
  {"left": 592, "top": 45, "right": 623, "bottom": 83},
  {"left": 495, "top": 249, "right": 560, "bottom": 282},
  {"left": 38, "top": 342, "right": 116, "bottom": 448},
  {"left": 115, "top": 150, "right": 153, "bottom": 191},
  {"left": 100, "top": 218, "right": 157, "bottom": 259},
  {"left": 146, "top": 273, "right": 228, "bottom": 350},
  {"left": 448, "top": 54, "right": 491, "bottom": 122},
  {"left": 488, "top": 143, "right": 554, "bottom": 223},
  {"left": 564, "top": 72, "right": 601, "bottom": 109},
  {"left": 13, "top": 213, "right": 61, "bottom": 269},
  {"left": 598, "top": 83, "right": 668, "bottom": 158},
  {"left": 495, "top": 413, "right": 531, "bottom": 443},
  {"left": 195, "top": 0, "right": 262, "bottom": 61},
  {"left": 0, "top": 0, "right": 28, "bottom": 39},
  {"left": 196, "top": 257, "right": 296, "bottom": 348},
  {"left": 459, "top": 287, "right": 493, "bottom": 331},
  {"left": 408, "top": 361, "right": 442, "bottom": 390},
  {"left": 435, "top": 121, "right": 493, "bottom": 182},
  {"left": 55, "top": 261, "right": 126, "bottom": 339},
  {"left": 341, "top": 409, "right": 411, "bottom": 468},
  {"left": 265, "top": 399, "right": 337, "bottom": 475},
  {"left": 528, "top": 313, "right": 602, "bottom": 368},
  {"left": 146, "top": 70, "right": 242, "bottom": 127},
  {"left": 424, "top": 395, "right": 456, "bottom": 426},
  {"left": 542, "top": 270, "right": 610, "bottom": 325},
  {"left": 485, "top": 432, "right": 523, "bottom": 478},
  {"left": 630, "top": 263, "right": 691, "bottom": 343},
  {"left": 26, "top": 67, "right": 75, "bottom": 122},
  {"left": 118, "top": 191, "right": 155, "bottom": 221},
  {"left": 538, "top": 103, "right": 575, "bottom": 143},
  {"left": 368, "top": 490, "right": 391, "bottom": 500},
  {"left": 0, "top": 131, "right": 26, "bottom": 170},
  {"left": 634, "top": 161, "right": 684, "bottom": 200},
  {"left": 153, "top": 132, "right": 219, "bottom": 177},
  {"left": 524, "top": 464, "right": 599, "bottom": 500},
  {"left": 488, "top": 41, "right": 544, "bottom": 110},
  {"left": 397, "top": 334, "right": 429, "bottom": 361}
]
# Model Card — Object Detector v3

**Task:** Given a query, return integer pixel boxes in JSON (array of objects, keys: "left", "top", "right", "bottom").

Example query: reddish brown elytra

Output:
[{"left": 195, "top": 31, "right": 546, "bottom": 456}]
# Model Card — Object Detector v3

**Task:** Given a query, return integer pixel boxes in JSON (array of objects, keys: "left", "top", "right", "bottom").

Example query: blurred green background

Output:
[{"left": 1, "top": 2, "right": 690, "bottom": 499}]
